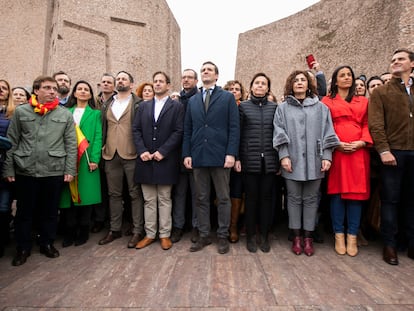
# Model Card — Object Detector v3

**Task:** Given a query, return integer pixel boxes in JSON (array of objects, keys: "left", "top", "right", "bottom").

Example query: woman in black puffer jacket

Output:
[{"left": 234, "top": 72, "right": 279, "bottom": 253}]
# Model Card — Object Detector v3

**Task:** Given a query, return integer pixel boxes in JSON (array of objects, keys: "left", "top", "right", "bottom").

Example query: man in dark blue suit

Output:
[
  {"left": 133, "top": 71, "right": 184, "bottom": 251},
  {"left": 182, "top": 61, "right": 240, "bottom": 254}
]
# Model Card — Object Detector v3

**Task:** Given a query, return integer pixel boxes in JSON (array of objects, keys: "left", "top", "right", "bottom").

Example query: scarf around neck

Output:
[{"left": 30, "top": 95, "right": 59, "bottom": 115}]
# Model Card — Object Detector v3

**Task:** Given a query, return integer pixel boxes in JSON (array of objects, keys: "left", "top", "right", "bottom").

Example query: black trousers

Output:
[
  {"left": 14, "top": 175, "right": 64, "bottom": 251},
  {"left": 243, "top": 172, "right": 276, "bottom": 237},
  {"left": 63, "top": 205, "right": 93, "bottom": 228}
]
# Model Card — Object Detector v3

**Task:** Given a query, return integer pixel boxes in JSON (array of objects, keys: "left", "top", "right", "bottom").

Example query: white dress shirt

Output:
[
  {"left": 154, "top": 96, "right": 169, "bottom": 121},
  {"left": 111, "top": 94, "right": 131, "bottom": 120}
]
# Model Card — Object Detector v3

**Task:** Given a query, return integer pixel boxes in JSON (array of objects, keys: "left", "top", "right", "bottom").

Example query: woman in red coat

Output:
[{"left": 322, "top": 65, "right": 372, "bottom": 257}]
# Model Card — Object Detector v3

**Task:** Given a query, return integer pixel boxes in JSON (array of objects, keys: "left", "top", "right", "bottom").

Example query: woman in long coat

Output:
[
  {"left": 60, "top": 80, "right": 102, "bottom": 247},
  {"left": 273, "top": 70, "right": 339, "bottom": 256},
  {"left": 322, "top": 65, "right": 372, "bottom": 257}
]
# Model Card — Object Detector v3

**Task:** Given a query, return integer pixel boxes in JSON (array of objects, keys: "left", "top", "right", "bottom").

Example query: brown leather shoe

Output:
[
  {"left": 160, "top": 237, "right": 172, "bottom": 250},
  {"left": 383, "top": 246, "right": 399, "bottom": 265},
  {"left": 127, "top": 233, "right": 144, "bottom": 248},
  {"left": 98, "top": 231, "right": 122, "bottom": 245},
  {"left": 135, "top": 236, "right": 154, "bottom": 249}
]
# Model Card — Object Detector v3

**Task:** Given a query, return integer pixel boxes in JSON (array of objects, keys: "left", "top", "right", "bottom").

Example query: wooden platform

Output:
[{"left": 1, "top": 226, "right": 413, "bottom": 310}]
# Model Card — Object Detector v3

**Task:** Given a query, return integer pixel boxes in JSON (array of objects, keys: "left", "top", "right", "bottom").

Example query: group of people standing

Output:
[{"left": 0, "top": 48, "right": 413, "bottom": 268}]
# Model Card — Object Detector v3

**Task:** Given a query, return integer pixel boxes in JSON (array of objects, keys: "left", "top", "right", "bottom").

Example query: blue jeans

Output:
[
  {"left": 380, "top": 150, "right": 414, "bottom": 248},
  {"left": 330, "top": 195, "right": 362, "bottom": 235},
  {"left": 0, "top": 178, "right": 11, "bottom": 212},
  {"left": 0, "top": 188, "right": 10, "bottom": 213}
]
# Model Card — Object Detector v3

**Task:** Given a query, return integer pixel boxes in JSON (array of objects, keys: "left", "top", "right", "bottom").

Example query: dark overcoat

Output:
[
  {"left": 132, "top": 97, "right": 184, "bottom": 185},
  {"left": 182, "top": 86, "right": 239, "bottom": 167}
]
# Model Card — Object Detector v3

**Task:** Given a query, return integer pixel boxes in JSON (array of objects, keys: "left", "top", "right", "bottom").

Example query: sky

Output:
[{"left": 165, "top": 0, "right": 320, "bottom": 86}]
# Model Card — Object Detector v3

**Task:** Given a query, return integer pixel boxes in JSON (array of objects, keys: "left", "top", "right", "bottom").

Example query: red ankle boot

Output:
[
  {"left": 291, "top": 236, "right": 302, "bottom": 255},
  {"left": 303, "top": 237, "right": 314, "bottom": 256}
]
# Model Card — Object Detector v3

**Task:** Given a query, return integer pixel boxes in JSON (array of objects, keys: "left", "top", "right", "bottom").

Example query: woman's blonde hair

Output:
[{"left": 0, "top": 79, "right": 15, "bottom": 119}]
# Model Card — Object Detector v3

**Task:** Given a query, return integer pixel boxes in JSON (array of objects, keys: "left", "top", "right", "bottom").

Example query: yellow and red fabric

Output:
[{"left": 69, "top": 124, "right": 89, "bottom": 203}]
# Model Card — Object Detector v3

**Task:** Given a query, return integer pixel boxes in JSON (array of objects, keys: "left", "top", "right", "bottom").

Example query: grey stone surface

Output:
[
  {"left": 1, "top": 228, "right": 414, "bottom": 309},
  {"left": 235, "top": 0, "right": 414, "bottom": 99},
  {"left": 0, "top": 0, "right": 181, "bottom": 92}
]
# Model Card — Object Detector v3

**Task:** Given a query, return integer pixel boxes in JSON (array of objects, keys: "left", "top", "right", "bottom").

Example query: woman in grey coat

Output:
[{"left": 273, "top": 70, "right": 339, "bottom": 256}]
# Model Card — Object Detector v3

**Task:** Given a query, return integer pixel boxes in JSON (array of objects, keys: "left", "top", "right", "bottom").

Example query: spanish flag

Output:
[{"left": 69, "top": 125, "right": 89, "bottom": 203}]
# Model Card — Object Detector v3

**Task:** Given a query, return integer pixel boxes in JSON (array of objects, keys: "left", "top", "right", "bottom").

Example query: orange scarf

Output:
[{"left": 29, "top": 95, "right": 59, "bottom": 115}]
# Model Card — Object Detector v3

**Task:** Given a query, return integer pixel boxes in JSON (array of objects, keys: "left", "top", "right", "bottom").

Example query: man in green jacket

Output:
[{"left": 4, "top": 75, "right": 77, "bottom": 266}]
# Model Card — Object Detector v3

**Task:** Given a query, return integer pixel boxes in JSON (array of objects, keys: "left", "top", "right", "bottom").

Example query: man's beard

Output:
[
  {"left": 58, "top": 85, "right": 70, "bottom": 96},
  {"left": 116, "top": 85, "right": 130, "bottom": 92}
]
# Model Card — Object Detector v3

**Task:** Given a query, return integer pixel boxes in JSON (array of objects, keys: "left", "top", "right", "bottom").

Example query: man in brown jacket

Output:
[
  {"left": 368, "top": 48, "right": 414, "bottom": 265},
  {"left": 99, "top": 71, "right": 144, "bottom": 248}
]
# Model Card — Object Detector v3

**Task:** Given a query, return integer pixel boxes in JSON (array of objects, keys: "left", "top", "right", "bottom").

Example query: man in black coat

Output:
[{"left": 133, "top": 71, "right": 184, "bottom": 250}]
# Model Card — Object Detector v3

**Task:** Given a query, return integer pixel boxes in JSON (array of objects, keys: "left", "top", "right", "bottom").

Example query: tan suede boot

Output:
[
  {"left": 334, "top": 233, "right": 346, "bottom": 255},
  {"left": 229, "top": 198, "right": 242, "bottom": 243},
  {"left": 347, "top": 234, "right": 358, "bottom": 257}
]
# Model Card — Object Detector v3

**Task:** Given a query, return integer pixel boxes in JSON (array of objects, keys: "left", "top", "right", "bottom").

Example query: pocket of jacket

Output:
[
  {"left": 48, "top": 150, "right": 67, "bottom": 171},
  {"left": 50, "top": 117, "right": 69, "bottom": 134},
  {"left": 13, "top": 150, "right": 33, "bottom": 170},
  {"left": 19, "top": 116, "right": 36, "bottom": 134}
]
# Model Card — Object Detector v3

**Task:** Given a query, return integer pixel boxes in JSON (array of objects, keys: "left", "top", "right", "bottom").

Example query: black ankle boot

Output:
[
  {"left": 246, "top": 235, "right": 257, "bottom": 253},
  {"left": 260, "top": 233, "right": 270, "bottom": 253},
  {"left": 75, "top": 226, "right": 89, "bottom": 246},
  {"left": 62, "top": 226, "right": 76, "bottom": 248}
]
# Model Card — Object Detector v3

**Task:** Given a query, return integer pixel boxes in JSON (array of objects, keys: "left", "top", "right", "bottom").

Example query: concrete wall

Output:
[
  {"left": 235, "top": 0, "right": 414, "bottom": 100},
  {"left": 0, "top": 0, "right": 181, "bottom": 92}
]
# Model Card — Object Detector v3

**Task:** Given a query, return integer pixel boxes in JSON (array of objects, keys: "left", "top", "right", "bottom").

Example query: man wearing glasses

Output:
[{"left": 4, "top": 76, "right": 77, "bottom": 266}]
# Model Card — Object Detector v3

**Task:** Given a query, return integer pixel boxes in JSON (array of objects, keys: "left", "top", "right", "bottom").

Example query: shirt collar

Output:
[
  {"left": 155, "top": 95, "right": 169, "bottom": 104},
  {"left": 113, "top": 94, "right": 131, "bottom": 102},
  {"left": 204, "top": 86, "right": 215, "bottom": 93}
]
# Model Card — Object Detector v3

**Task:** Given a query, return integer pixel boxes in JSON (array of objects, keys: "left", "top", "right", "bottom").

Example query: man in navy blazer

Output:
[
  {"left": 133, "top": 71, "right": 184, "bottom": 251},
  {"left": 182, "top": 61, "right": 240, "bottom": 254}
]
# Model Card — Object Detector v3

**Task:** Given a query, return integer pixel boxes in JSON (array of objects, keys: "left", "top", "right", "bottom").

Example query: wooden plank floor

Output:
[{"left": 0, "top": 224, "right": 413, "bottom": 310}]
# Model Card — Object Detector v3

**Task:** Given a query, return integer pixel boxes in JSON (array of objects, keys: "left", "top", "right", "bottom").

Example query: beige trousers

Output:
[{"left": 141, "top": 184, "right": 172, "bottom": 239}]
